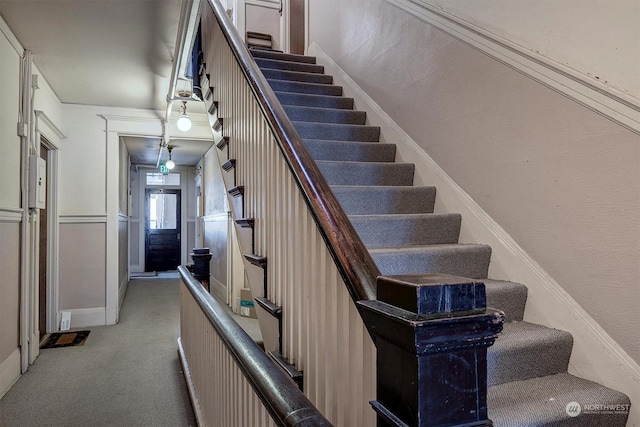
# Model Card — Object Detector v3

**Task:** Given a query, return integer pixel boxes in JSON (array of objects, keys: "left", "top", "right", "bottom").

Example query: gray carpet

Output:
[
  {"left": 249, "top": 47, "right": 631, "bottom": 426},
  {"left": 0, "top": 278, "right": 196, "bottom": 427}
]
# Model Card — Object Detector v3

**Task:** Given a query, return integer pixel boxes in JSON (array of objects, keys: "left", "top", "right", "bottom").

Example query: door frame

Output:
[
  {"left": 233, "top": 0, "right": 309, "bottom": 54},
  {"left": 24, "top": 112, "right": 63, "bottom": 368},
  {"left": 144, "top": 188, "right": 182, "bottom": 271}
]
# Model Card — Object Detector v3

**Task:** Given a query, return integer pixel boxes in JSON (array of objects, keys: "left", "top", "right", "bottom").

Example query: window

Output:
[
  {"left": 146, "top": 173, "right": 180, "bottom": 186},
  {"left": 149, "top": 193, "right": 178, "bottom": 229}
]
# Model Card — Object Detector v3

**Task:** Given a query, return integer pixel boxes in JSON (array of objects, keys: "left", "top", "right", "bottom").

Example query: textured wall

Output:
[
  {"left": 308, "top": 0, "right": 640, "bottom": 362},
  {"left": 425, "top": 0, "right": 639, "bottom": 99}
]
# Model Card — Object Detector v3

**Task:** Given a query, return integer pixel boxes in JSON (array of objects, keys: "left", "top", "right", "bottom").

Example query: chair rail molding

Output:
[
  {"left": 385, "top": 0, "right": 640, "bottom": 135},
  {"left": 59, "top": 214, "right": 108, "bottom": 223},
  {"left": 0, "top": 208, "right": 24, "bottom": 222}
]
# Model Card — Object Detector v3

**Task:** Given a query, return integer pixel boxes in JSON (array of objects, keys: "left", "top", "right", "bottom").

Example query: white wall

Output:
[
  {"left": 308, "top": 0, "right": 640, "bottom": 365},
  {"left": 246, "top": 3, "right": 281, "bottom": 49},
  {"left": 118, "top": 140, "right": 129, "bottom": 300},
  {"left": 0, "top": 17, "right": 63, "bottom": 395},
  {"left": 57, "top": 105, "right": 111, "bottom": 326},
  {"left": 0, "top": 24, "right": 21, "bottom": 210},
  {"left": 202, "top": 145, "right": 229, "bottom": 300},
  {"left": 59, "top": 107, "right": 108, "bottom": 215},
  {"left": 58, "top": 106, "right": 165, "bottom": 325},
  {"left": 0, "top": 23, "right": 21, "bottom": 383},
  {"left": 423, "top": 0, "right": 640, "bottom": 100}
]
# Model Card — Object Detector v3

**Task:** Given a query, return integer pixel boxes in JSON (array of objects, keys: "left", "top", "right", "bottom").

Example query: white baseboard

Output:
[
  {"left": 309, "top": 42, "right": 640, "bottom": 426},
  {"left": 0, "top": 348, "right": 21, "bottom": 399},
  {"left": 63, "top": 307, "right": 107, "bottom": 329},
  {"left": 105, "top": 305, "right": 118, "bottom": 326}
]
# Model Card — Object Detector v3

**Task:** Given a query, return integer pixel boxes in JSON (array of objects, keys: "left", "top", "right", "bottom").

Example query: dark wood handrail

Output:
[
  {"left": 179, "top": 266, "right": 333, "bottom": 427},
  {"left": 205, "top": 0, "right": 379, "bottom": 301}
]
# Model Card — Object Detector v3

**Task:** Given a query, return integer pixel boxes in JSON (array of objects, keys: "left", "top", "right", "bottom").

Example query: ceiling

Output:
[
  {"left": 0, "top": 0, "right": 211, "bottom": 167},
  {"left": 122, "top": 135, "right": 212, "bottom": 167}
]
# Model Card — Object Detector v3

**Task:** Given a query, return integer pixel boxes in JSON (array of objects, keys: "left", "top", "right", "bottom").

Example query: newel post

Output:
[
  {"left": 190, "top": 248, "right": 212, "bottom": 291},
  {"left": 358, "top": 274, "right": 504, "bottom": 427}
]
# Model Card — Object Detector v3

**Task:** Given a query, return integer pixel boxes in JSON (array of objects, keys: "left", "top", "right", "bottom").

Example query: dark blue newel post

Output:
[
  {"left": 190, "top": 248, "right": 212, "bottom": 291},
  {"left": 358, "top": 274, "right": 505, "bottom": 427}
]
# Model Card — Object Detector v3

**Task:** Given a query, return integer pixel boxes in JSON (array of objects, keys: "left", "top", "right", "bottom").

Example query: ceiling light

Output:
[
  {"left": 176, "top": 101, "right": 192, "bottom": 132},
  {"left": 166, "top": 145, "right": 176, "bottom": 170}
]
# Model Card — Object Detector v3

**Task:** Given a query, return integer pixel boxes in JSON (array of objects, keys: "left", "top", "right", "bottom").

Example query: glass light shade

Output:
[
  {"left": 166, "top": 159, "right": 175, "bottom": 169},
  {"left": 176, "top": 114, "right": 192, "bottom": 132}
]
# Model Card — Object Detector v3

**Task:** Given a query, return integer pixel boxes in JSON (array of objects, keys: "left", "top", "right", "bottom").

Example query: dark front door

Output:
[{"left": 145, "top": 189, "right": 181, "bottom": 271}]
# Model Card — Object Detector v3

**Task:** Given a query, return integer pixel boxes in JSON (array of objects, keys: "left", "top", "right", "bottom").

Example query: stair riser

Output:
[
  {"left": 255, "top": 57, "right": 324, "bottom": 74},
  {"left": 332, "top": 187, "right": 437, "bottom": 215},
  {"left": 284, "top": 106, "right": 366, "bottom": 125},
  {"left": 351, "top": 214, "right": 461, "bottom": 247},
  {"left": 488, "top": 328, "right": 573, "bottom": 387},
  {"left": 370, "top": 246, "right": 492, "bottom": 278},
  {"left": 261, "top": 68, "right": 333, "bottom": 85},
  {"left": 276, "top": 92, "right": 354, "bottom": 110},
  {"left": 305, "top": 140, "right": 396, "bottom": 162},
  {"left": 250, "top": 49, "right": 317, "bottom": 64},
  {"left": 294, "top": 122, "right": 380, "bottom": 142},
  {"left": 484, "top": 281, "right": 528, "bottom": 322},
  {"left": 268, "top": 79, "right": 343, "bottom": 96},
  {"left": 318, "top": 162, "right": 414, "bottom": 186}
]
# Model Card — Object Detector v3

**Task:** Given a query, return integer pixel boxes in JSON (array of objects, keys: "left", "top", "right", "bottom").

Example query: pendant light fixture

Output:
[
  {"left": 176, "top": 100, "right": 192, "bottom": 132},
  {"left": 166, "top": 145, "right": 176, "bottom": 170}
]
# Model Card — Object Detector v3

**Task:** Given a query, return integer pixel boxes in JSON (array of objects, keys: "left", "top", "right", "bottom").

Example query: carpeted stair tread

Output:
[
  {"left": 370, "top": 243, "right": 492, "bottom": 278},
  {"left": 304, "top": 140, "right": 396, "bottom": 162},
  {"left": 332, "top": 186, "right": 436, "bottom": 214},
  {"left": 256, "top": 55, "right": 632, "bottom": 426},
  {"left": 267, "top": 79, "right": 343, "bottom": 96},
  {"left": 293, "top": 121, "right": 381, "bottom": 141},
  {"left": 488, "top": 373, "right": 631, "bottom": 426},
  {"left": 254, "top": 57, "right": 325, "bottom": 74},
  {"left": 283, "top": 105, "right": 367, "bottom": 125},
  {"left": 250, "top": 48, "right": 317, "bottom": 64},
  {"left": 488, "top": 321, "right": 573, "bottom": 387},
  {"left": 317, "top": 160, "right": 414, "bottom": 186},
  {"left": 261, "top": 68, "right": 333, "bottom": 84},
  {"left": 275, "top": 91, "right": 355, "bottom": 110},
  {"left": 349, "top": 213, "right": 461, "bottom": 247},
  {"left": 484, "top": 279, "right": 528, "bottom": 322}
]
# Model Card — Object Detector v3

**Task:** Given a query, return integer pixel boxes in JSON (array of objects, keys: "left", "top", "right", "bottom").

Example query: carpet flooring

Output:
[{"left": 0, "top": 278, "right": 196, "bottom": 427}]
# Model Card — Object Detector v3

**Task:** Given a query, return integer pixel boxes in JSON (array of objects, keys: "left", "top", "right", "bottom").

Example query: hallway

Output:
[{"left": 0, "top": 278, "right": 196, "bottom": 427}]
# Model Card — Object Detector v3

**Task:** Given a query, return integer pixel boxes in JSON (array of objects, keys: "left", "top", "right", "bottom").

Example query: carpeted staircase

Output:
[{"left": 249, "top": 48, "right": 631, "bottom": 426}]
